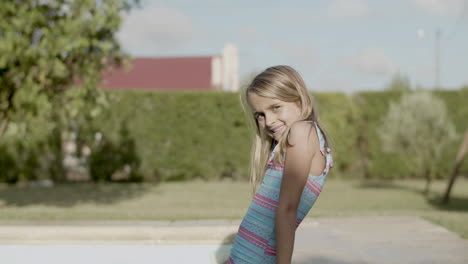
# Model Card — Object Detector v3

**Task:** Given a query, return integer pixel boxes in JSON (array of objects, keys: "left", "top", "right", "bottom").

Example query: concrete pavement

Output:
[{"left": 0, "top": 216, "right": 467, "bottom": 263}]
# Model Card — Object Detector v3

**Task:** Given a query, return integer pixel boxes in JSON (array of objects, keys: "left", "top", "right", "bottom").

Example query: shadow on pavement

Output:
[
  {"left": 427, "top": 195, "right": 468, "bottom": 212},
  {"left": 355, "top": 180, "right": 422, "bottom": 193},
  {"left": 0, "top": 183, "right": 154, "bottom": 207},
  {"left": 213, "top": 232, "right": 236, "bottom": 263},
  {"left": 212, "top": 233, "right": 365, "bottom": 264},
  {"left": 356, "top": 180, "right": 468, "bottom": 212}
]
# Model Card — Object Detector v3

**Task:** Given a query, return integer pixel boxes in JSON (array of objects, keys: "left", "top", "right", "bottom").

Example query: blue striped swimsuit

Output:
[{"left": 225, "top": 122, "right": 333, "bottom": 263}]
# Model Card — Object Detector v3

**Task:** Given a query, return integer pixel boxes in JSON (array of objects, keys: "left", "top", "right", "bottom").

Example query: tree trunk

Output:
[
  {"left": 0, "top": 89, "right": 15, "bottom": 138},
  {"left": 357, "top": 114, "right": 370, "bottom": 179},
  {"left": 48, "top": 97, "right": 67, "bottom": 182},
  {"left": 0, "top": 118, "right": 8, "bottom": 138},
  {"left": 442, "top": 131, "right": 468, "bottom": 204},
  {"left": 424, "top": 167, "right": 431, "bottom": 196}
]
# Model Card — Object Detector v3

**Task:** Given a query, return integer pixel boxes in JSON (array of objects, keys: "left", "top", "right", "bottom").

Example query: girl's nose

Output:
[{"left": 265, "top": 113, "right": 275, "bottom": 127}]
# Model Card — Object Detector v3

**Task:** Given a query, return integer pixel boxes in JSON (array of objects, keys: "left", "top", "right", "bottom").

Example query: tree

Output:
[
  {"left": 0, "top": 0, "right": 139, "bottom": 181},
  {"left": 442, "top": 130, "right": 468, "bottom": 203},
  {"left": 0, "top": 0, "right": 139, "bottom": 137},
  {"left": 384, "top": 72, "right": 412, "bottom": 92},
  {"left": 378, "top": 92, "right": 457, "bottom": 194}
]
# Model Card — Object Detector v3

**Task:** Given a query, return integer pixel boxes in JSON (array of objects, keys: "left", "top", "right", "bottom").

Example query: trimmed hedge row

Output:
[
  {"left": 1, "top": 88, "right": 466, "bottom": 182},
  {"left": 91, "top": 88, "right": 467, "bottom": 181},
  {"left": 91, "top": 91, "right": 252, "bottom": 181}
]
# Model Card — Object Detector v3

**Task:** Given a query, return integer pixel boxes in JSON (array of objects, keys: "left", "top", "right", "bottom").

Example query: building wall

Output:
[
  {"left": 101, "top": 57, "right": 213, "bottom": 91},
  {"left": 100, "top": 44, "right": 239, "bottom": 91}
]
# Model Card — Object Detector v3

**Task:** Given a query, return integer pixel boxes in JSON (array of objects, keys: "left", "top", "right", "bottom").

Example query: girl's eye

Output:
[{"left": 274, "top": 105, "right": 281, "bottom": 109}]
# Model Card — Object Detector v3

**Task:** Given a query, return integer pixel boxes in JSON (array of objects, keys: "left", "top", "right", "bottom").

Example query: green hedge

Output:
[
  {"left": 1, "top": 89, "right": 466, "bottom": 182},
  {"left": 313, "top": 93, "right": 361, "bottom": 178},
  {"left": 88, "top": 91, "right": 362, "bottom": 181},
  {"left": 90, "top": 91, "right": 252, "bottom": 181},
  {"left": 433, "top": 89, "right": 468, "bottom": 176},
  {"left": 354, "top": 91, "right": 408, "bottom": 179}
]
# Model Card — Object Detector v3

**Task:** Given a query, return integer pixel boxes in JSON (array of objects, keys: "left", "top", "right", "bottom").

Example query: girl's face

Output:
[{"left": 248, "top": 92, "right": 302, "bottom": 140}]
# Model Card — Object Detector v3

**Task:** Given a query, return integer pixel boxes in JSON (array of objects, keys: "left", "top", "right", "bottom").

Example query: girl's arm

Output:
[{"left": 275, "top": 122, "right": 318, "bottom": 264}]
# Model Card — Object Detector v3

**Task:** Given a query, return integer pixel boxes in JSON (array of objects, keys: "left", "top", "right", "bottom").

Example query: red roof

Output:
[{"left": 100, "top": 57, "right": 213, "bottom": 90}]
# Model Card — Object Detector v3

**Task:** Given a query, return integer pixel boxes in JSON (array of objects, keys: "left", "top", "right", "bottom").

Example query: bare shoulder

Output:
[{"left": 287, "top": 121, "right": 319, "bottom": 147}]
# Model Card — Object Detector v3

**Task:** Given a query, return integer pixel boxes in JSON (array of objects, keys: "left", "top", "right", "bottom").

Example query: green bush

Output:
[
  {"left": 355, "top": 89, "right": 467, "bottom": 179},
  {"left": 434, "top": 89, "right": 468, "bottom": 175},
  {"left": 0, "top": 145, "right": 19, "bottom": 183},
  {"left": 314, "top": 93, "right": 361, "bottom": 178},
  {"left": 86, "top": 90, "right": 363, "bottom": 181},
  {"left": 378, "top": 92, "right": 457, "bottom": 192},
  {"left": 89, "top": 123, "right": 142, "bottom": 182},
  {"left": 89, "top": 90, "right": 252, "bottom": 181},
  {"left": 353, "top": 91, "right": 407, "bottom": 179},
  {"left": 1, "top": 89, "right": 466, "bottom": 182},
  {"left": 0, "top": 141, "right": 44, "bottom": 183}
]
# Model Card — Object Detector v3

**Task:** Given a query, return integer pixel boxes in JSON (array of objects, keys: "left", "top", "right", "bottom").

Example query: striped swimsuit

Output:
[{"left": 226, "top": 122, "right": 333, "bottom": 264}]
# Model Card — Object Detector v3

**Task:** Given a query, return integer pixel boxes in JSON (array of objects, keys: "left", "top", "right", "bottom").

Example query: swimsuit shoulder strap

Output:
[
  {"left": 312, "top": 122, "right": 333, "bottom": 173},
  {"left": 312, "top": 121, "right": 328, "bottom": 155}
]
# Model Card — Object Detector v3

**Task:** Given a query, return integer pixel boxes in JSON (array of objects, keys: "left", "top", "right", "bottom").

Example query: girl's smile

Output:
[
  {"left": 272, "top": 125, "right": 285, "bottom": 136},
  {"left": 248, "top": 92, "right": 302, "bottom": 140}
]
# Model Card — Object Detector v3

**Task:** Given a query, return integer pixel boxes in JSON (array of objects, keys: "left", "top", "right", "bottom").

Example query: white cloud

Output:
[
  {"left": 327, "top": 0, "right": 370, "bottom": 20},
  {"left": 275, "top": 7, "right": 321, "bottom": 24},
  {"left": 410, "top": 0, "right": 465, "bottom": 16},
  {"left": 275, "top": 43, "right": 321, "bottom": 70},
  {"left": 315, "top": 79, "right": 356, "bottom": 93},
  {"left": 117, "top": 4, "right": 197, "bottom": 54},
  {"left": 239, "top": 26, "right": 259, "bottom": 39},
  {"left": 341, "top": 49, "right": 397, "bottom": 75}
]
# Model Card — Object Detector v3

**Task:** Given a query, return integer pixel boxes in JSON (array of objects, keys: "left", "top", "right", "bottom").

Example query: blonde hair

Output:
[{"left": 240, "top": 65, "right": 329, "bottom": 192}]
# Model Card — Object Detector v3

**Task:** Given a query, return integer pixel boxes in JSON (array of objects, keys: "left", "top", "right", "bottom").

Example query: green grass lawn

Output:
[{"left": 0, "top": 178, "right": 467, "bottom": 238}]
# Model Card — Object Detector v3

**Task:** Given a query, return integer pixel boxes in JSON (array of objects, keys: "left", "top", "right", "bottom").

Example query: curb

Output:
[{"left": 0, "top": 220, "right": 242, "bottom": 245}]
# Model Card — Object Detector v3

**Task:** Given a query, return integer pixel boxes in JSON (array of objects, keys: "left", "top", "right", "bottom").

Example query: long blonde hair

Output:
[{"left": 240, "top": 65, "right": 329, "bottom": 191}]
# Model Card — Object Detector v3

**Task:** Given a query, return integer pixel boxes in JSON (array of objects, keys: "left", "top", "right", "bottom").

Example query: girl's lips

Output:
[
  {"left": 272, "top": 125, "right": 284, "bottom": 135},
  {"left": 265, "top": 125, "right": 285, "bottom": 138}
]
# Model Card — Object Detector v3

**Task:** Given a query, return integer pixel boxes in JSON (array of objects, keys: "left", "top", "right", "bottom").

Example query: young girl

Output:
[{"left": 225, "top": 65, "right": 333, "bottom": 264}]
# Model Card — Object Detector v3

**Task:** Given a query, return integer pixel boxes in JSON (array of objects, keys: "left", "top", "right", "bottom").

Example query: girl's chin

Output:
[{"left": 266, "top": 132, "right": 279, "bottom": 140}]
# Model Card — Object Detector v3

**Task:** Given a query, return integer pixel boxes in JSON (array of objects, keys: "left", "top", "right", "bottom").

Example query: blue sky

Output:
[{"left": 117, "top": 0, "right": 468, "bottom": 93}]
